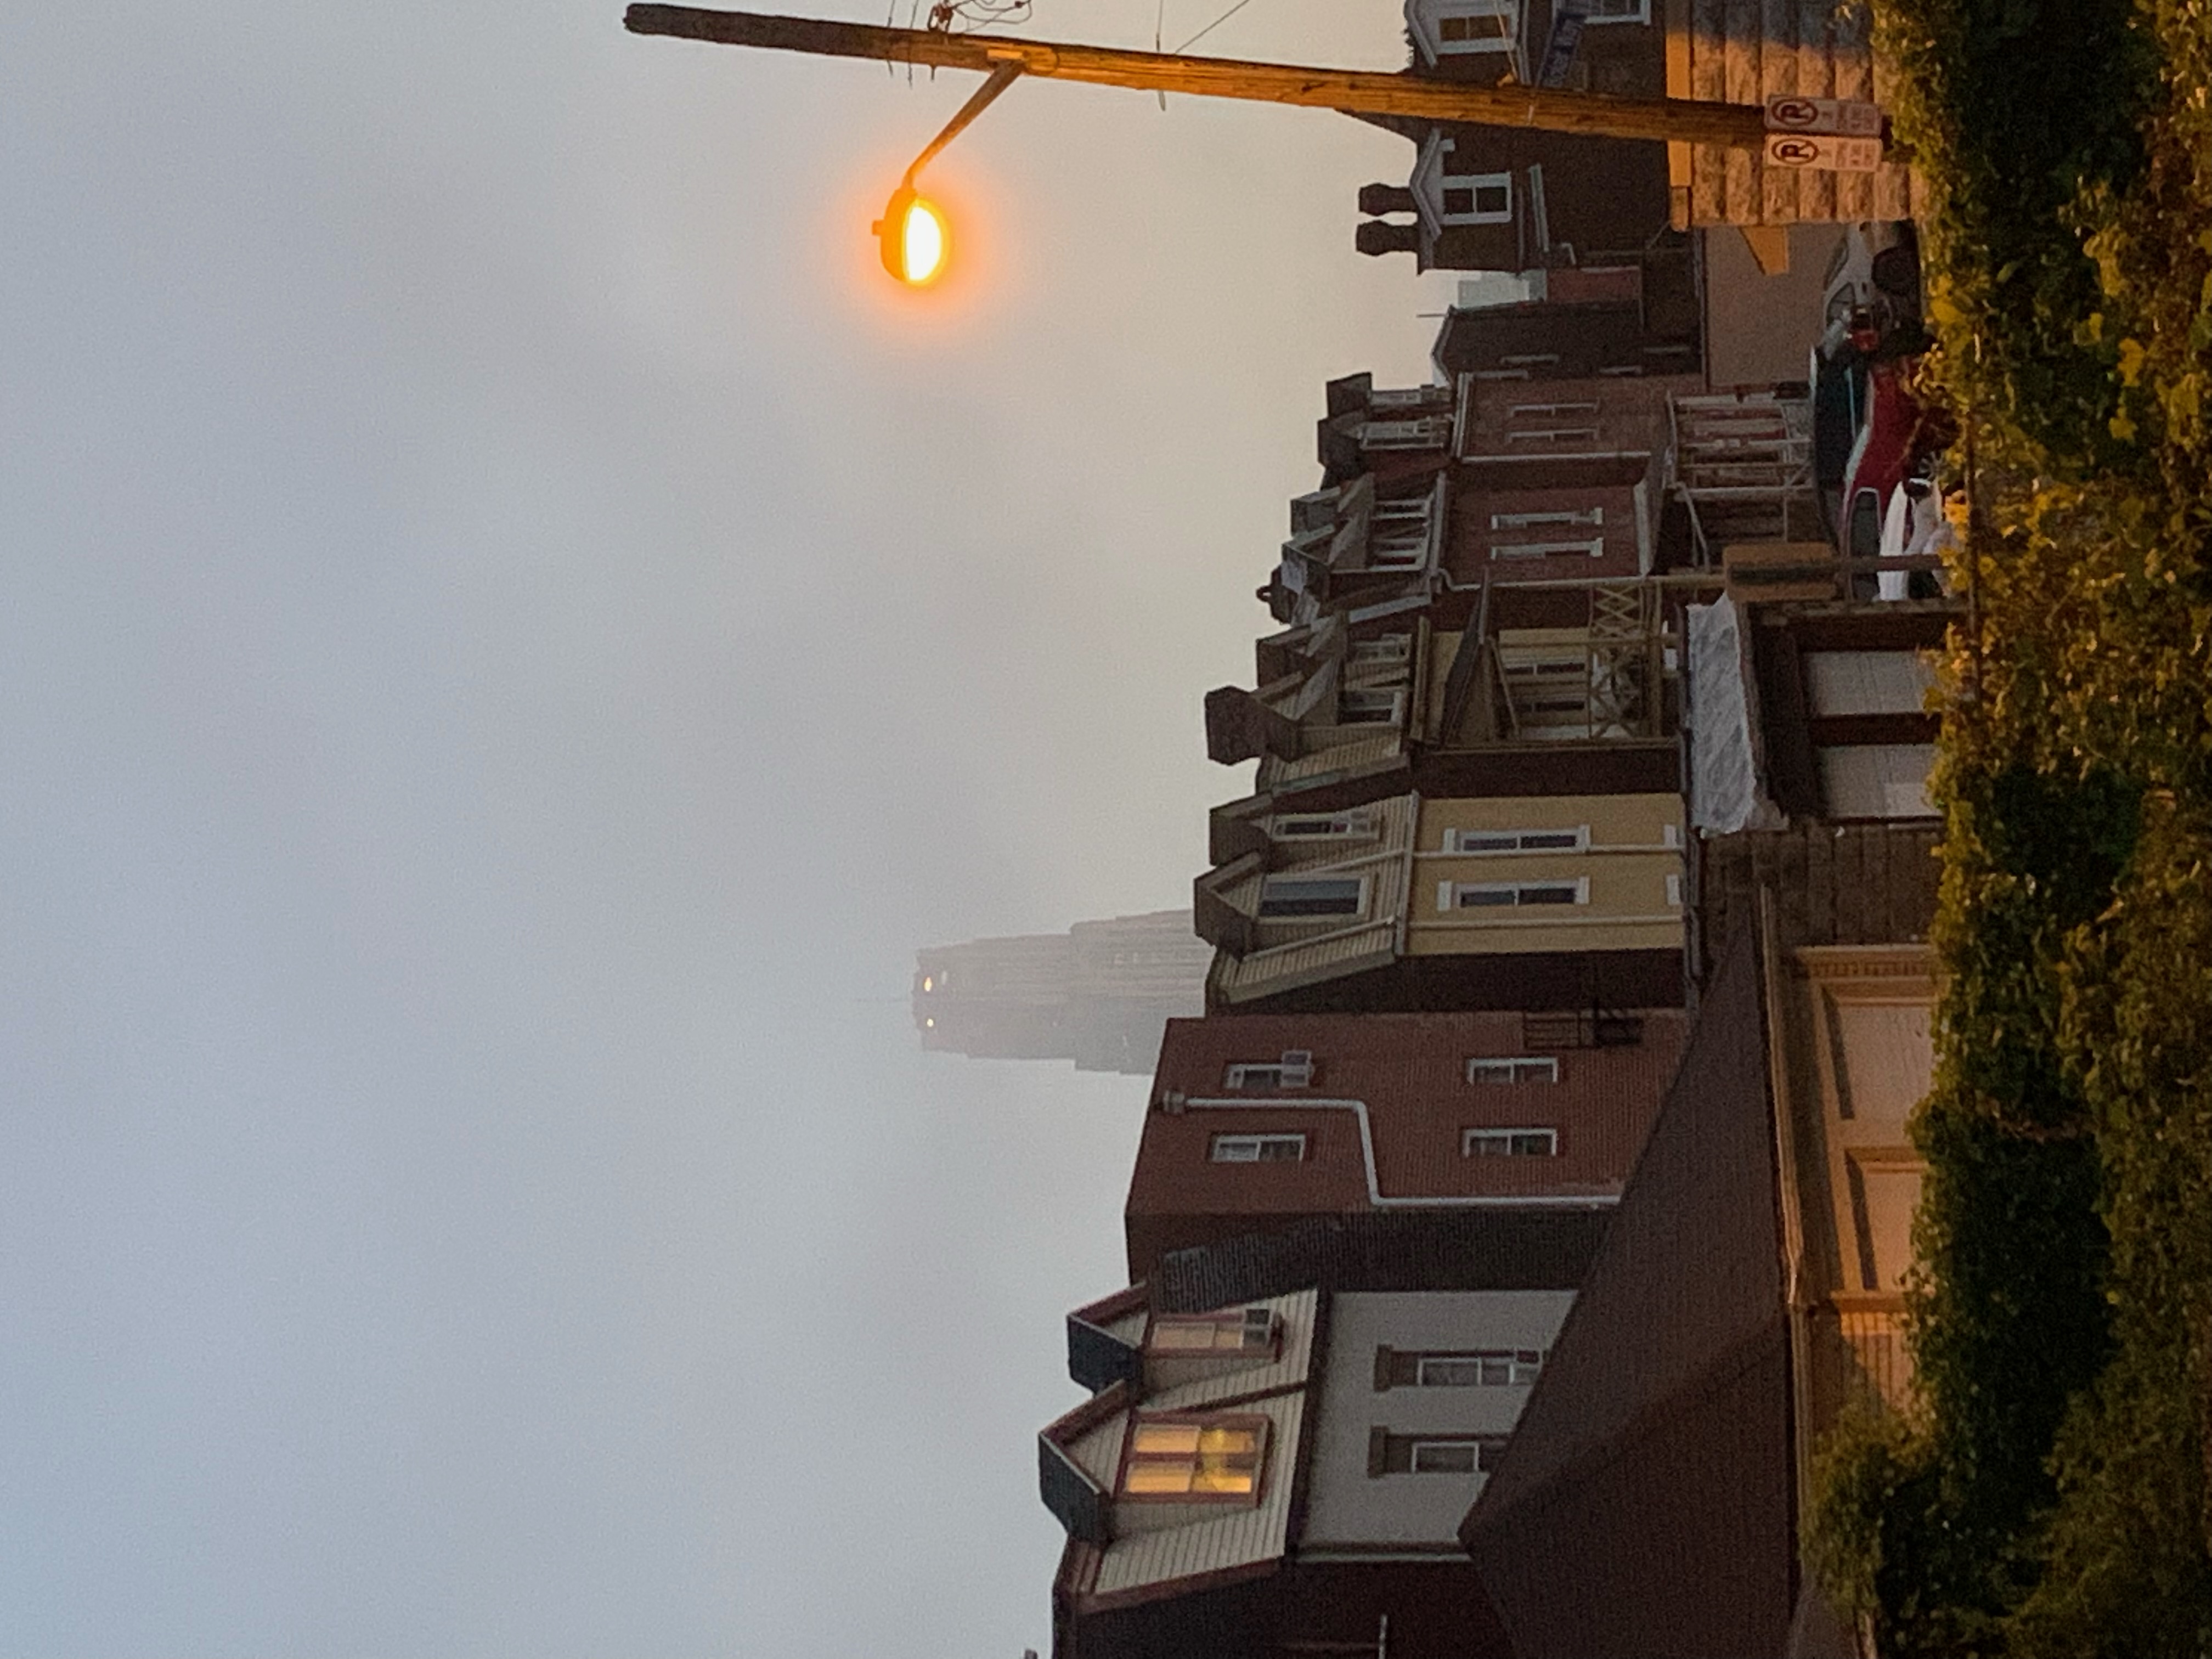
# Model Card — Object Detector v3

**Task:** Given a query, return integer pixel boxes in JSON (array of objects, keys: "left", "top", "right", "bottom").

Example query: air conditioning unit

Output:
[{"left": 1278, "top": 1050, "right": 1314, "bottom": 1088}]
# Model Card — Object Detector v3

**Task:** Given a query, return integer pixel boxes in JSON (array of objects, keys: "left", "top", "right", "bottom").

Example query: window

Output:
[
  {"left": 1598, "top": 364, "right": 1646, "bottom": 377},
  {"left": 1369, "top": 1431, "right": 1510, "bottom": 1474},
  {"left": 1369, "top": 386, "right": 1447, "bottom": 410},
  {"left": 1522, "top": 1011, "right": 1643, "bottom": 1049},
  {"left": 1338, "top": 688, "right": 1405, "bottom": 725},
  {"left": 1350, "top": 635, "right": 1413, "bottom": 665},
  {"left": 1666, "top": 872, "right": 1683, "bottom": 906},
  {"left": 1491, "top": 508, "right": 1604, "bottom": 530},
  {"left": 1464, "top": 1127, "right": 1561, "bottom": 1157},
  {"left": 1440, "top": 173, "right": 1513, "bottom": 225},
  {"left": 1429, "top": 0, "right": 1517, "bottom": 52},
  {"left": 1509, "top": 402, "right": 1598, "bottom": 419},
  {"left": 1225, "top": 1050, "right": 1314, "bottom": 1091},
  {"left": 1491, "top": 537, "right": 1605, "bottom": 560},
  {"left": 1473, "top": 367, "right": 1531, "bottom": 382},
  {"left": 1585, "top": 0, "right": 1649, "bottom": 20},
  {"left": 1376, "top": 1347, "right": 1545, "bottom": 1388},
  {"left": 1361, "top": 417, "right": 1452, "bottom": 449},
  {"left": 1441, "top": 879, "right": 1588, "bottom": 909},
  {"left": 1150, "top": 1307, "right": 1280, "bottom": 1355},
  {"left": 1446, "top": 826, "right": 1588, "bottom": 854},
  {"left": 1505, "top": 427, "right": 1601, "bottom": 446},
  {"left": 1121, "top": 1414, "right": 1269, "bottom": 1499},
  {"left": 1260, "top": 875, "right": 1365, "bottom": 918},
  {"left": 1273, "top": 812, "right": 1376, "bottom": 840},
  {"left": 1211, "top": 1132, "right": 1307, "bottom": 1163},
  {"left": 1467, "top": 1056, "right": 1560, "bottom": 1085},
  {"left": 1500, "top": 353, "right": 1559, "bottom": 367}
]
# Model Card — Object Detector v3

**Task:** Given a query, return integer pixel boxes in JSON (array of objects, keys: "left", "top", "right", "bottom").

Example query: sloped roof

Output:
[{"left": 1459, "top": 924, "right": 1796, "bottom": 1658}]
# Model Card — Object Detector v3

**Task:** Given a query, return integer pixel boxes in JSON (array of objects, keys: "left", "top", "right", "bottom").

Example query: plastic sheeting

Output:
[{"left": 1688, "top": 596, "right": 1760, "bottom": 835}]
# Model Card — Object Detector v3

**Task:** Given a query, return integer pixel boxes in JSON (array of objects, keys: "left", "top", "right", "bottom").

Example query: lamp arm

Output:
[{"left": 903, "top": 59, "right": 1023, "bottom": 187}]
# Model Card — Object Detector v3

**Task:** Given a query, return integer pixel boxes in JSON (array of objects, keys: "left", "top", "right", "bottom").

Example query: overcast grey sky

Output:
[{"left": 2, "top": 3, "right": 1459, "bottom": 1654}]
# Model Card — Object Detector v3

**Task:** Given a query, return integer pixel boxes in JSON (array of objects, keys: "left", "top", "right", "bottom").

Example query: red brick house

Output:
[{"left": 1124, "top": 1007, "right": 1686, "bottom": 1281}]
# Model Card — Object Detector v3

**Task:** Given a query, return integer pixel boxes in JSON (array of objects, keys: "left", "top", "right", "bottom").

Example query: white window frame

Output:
[
  {"left": 1210, "top": 1132, "right": 1307, "bottom": 1164},
  {"left": 1444, "top": 826, "right": 1589, "bottom": 855},
  {"left": 1260, "top": 874, "right": 1369, "bottom": 919},
  {"left": 1508, "top": 402, "right": 1598, "bottom": 419},
  {"left": 1272, "top": 811, "right": 1379, "bottom": 841},
  {"left": 1337, "top": 687, "right": 1407, "bottom": 726},
  {"left": 1369, "top": 385, "right": 1449, "bottom": 410},
  {"left": 1666, "top": 873, "right": 1684, "bottom": 907},
  {"left": 1584, "top": 0, "right": 1649, "bottom": 21},
  {"left": 1472, "top": 368, "right": 1531, "bottom": 382},
  {"left": 1440, "top": 877, "right": 1590, "bottom": 910},
  {"left": 1414, "top": 1350, "right": 1544, "bottom": 1386},
  {"left": 1350, "top": 634, "right": 1414, "bottom": 665},
  {"left": 1360, "top": 416, "right": 1453, "bottom": 450},
  {"left": 1438, "top": 171, "right": 1514, "bottom": 227},
  {"left": 1505, "top": 427, "right": 1601, "bottom": 446},
  {"left": 1406, "top": 1438, "right": 1506, "bottom": 1474},
  {"left": 1462, "top": 1126, "right": 1561, "bottom": 1157},
  {"left": 1226, "top": 1051, "right": 1315, "bottom": 1091},
  {"left": 1492, "top": 538, "right": 1605, "bottom": 560},
  {"left": 1466, "top": 1056, "right": 1560, "bottom": 1085},
  {"left": 1424, "top": 0, "right": 1520, "bottom": 55},
  {"left": 1499, "top": 353, "right": 1559, "bottom": 367},
  {"left": 1492, "top": 508, "right": 1603, "bottom": 529}
]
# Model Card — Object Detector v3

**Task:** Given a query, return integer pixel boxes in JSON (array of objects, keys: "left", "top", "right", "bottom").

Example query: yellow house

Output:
[{"left": 1195, "top": 791, "right": 1686, "bottom": 1016}]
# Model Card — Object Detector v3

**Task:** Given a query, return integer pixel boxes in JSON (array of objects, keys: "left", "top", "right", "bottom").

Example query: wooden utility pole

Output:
[{"left": 623, "top": 3, "right": 1775, "bottom": 151}]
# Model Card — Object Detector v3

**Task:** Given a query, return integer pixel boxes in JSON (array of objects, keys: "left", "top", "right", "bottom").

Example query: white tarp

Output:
[{"left": 1688, "top": 595, "right": 1760, "bottom": 835}]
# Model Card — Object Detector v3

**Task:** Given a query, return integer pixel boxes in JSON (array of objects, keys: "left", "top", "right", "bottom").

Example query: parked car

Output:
[{"left": 1876, "top": 476, "right": 1955, "bottom": 600}]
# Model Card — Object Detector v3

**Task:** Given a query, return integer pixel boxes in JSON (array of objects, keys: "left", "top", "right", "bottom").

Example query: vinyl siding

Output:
[{"left": 1090, "top": 1391, "right": 1304, "bottom": 1601}]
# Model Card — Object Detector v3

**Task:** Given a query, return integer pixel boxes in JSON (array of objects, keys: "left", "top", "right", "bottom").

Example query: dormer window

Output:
[
  {"left": 1148, "top": 1306, "right": 1281, "bottom": 1355},
  {"left": 1338, "top": 687, "right": 1406, "bottom": 725},
  {"left": 1441, "top": 173, "right": 1513, "bottom": 225},
  {"left": 1260, "top": 875, "right": 1366, "bottom": 918},
  {"left": 1409, "top": 0, "right": 1520, "bottom": 59},
  {"left": 1273, "top": 812, "right": 1378, "bottom": 841},
  {"left": 1118, "top": 1413, "right": 1270, "bottom": 1500}
]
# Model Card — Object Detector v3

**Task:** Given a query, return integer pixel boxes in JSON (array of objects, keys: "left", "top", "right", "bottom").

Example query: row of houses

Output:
[{"left": 938, "top": 271, "right": 1960, "bottom": 1657}]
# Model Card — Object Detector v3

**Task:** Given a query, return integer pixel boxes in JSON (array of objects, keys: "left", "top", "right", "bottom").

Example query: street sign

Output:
[
  {"left": 1764, "top": 94, "right": 1883, "bottom": 137},
  {"left": 1764, "top": 131, "right": 1883, "bottom": 172}
]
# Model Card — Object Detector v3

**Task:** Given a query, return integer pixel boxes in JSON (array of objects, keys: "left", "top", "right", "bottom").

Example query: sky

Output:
[{"left": 2, "top": 3, "right": 1473, "bottom": 1654}]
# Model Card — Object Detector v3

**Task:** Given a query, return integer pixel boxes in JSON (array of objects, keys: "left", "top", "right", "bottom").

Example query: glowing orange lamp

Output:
[{"left": 874, "top": 60, "right": 1021, "bottom": 286}]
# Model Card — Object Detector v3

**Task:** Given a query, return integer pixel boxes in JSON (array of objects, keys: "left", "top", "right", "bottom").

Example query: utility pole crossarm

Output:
[{"left": 623, "top": 3, "right": 1775, "bottom": 150}]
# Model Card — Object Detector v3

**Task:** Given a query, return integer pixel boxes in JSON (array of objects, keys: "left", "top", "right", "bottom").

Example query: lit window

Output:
[
  {"left": 1149, "top": 1307, "right": 1279, "bottom": 1355},
  {"left": 1260, "top": 876, "right": 1365, "bottom": 918},
  {"left": 1121, "top": 1415, "right": 1269, "bottom": 1498},
  {"left": 1463, "top": 1127, "right": 1560, "bottom": 1157},
  {"left": 1211, "top": 1132, "right": 1307, "bottom": 1163},
  {"left": 1466, "top": 1057, "right": 1560, "bottom": 1085}
]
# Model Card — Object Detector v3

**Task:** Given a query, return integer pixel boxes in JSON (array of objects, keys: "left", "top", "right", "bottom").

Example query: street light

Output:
[{"left": 872, "top": 59, "right": 1022, "bottom": 286}]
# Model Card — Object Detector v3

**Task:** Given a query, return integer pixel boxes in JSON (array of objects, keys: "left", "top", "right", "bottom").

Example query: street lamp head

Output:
[{"left": 873, "top": 185, "right": 950, "bottom": 287}]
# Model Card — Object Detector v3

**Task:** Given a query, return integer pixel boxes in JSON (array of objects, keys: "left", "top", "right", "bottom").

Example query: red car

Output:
[{"left": 1838, "top": 357, "right": 1938, "bottom": 574}]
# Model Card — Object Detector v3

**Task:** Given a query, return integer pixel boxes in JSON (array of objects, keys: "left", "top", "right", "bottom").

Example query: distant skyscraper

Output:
[{"left": 913, "top": 911, "right": 1211, "bottom": 1075}]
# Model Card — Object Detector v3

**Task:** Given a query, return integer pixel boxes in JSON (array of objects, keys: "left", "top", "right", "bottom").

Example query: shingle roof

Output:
[{"left": 1459, "top": 924, "right": 1796, "bottom": 1658}]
